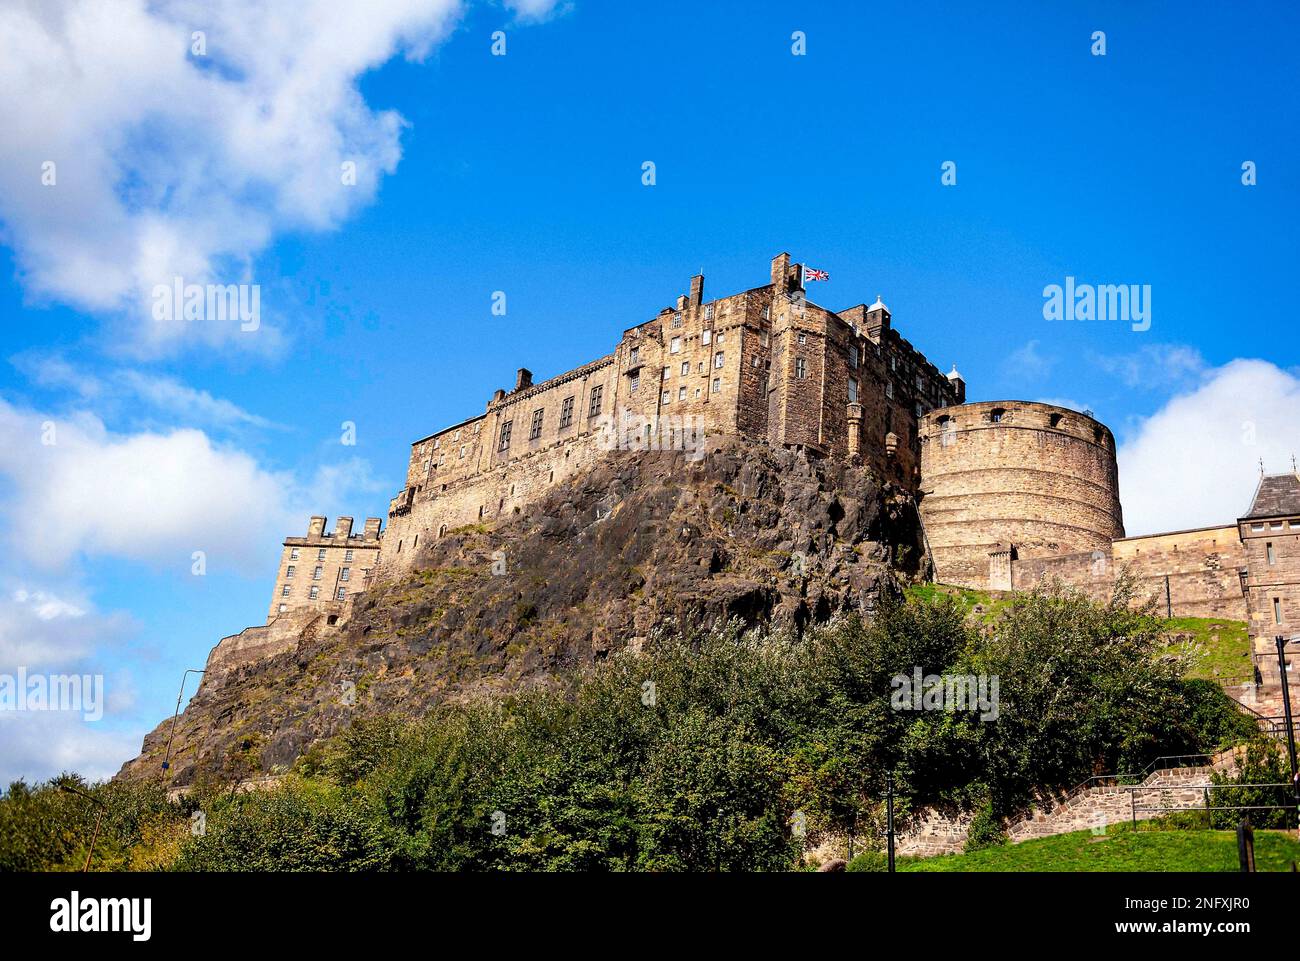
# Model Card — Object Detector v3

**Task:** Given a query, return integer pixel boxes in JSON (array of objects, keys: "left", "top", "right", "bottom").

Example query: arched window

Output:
[{"left": 990, "top": 408, "right": 1006, "bottom": 423}]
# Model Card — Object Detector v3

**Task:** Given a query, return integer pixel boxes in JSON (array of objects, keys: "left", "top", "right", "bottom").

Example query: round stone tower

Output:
[{"left": 918, "top": 401, "right": 1124, "bottom": 589}]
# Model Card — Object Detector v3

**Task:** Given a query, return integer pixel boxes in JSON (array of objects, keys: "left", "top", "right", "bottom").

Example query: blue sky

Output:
[{"left": 0, "top": 0, "right": 1297, "bottom": 782}]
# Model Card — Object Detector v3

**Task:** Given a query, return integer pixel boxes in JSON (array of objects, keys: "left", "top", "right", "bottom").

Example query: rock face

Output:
[{"left": 119, "top": 437, "right": 924, "bottom": 785}]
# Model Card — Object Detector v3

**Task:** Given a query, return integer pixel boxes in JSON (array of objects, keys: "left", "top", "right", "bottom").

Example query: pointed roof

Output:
[
  {"left": 947, "top": 364, "right": 963, "bottom": 382},
  {"left": 867, "top": 294, "right": 889, "bottom": 314},
  {"left": 1242, "top": 472, "right": 1300, "bottom": 520}
]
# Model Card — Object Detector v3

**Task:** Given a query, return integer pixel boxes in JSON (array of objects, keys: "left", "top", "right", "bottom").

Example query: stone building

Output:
[
  {"left": 266, "top": 515, "right": 381, "bottom": 622},
  {"left": 377, "top": 252, "right": 963, "bottom": 576},
  {"left": 1238, "top": 473, "right": 1300, "bottom": 687}
]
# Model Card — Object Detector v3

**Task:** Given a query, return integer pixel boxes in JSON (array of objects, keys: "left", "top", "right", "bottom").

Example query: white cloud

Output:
[
  {"left": 1118, "top": 359, "right": 1300, "bottom": 536},
  {"left": 0, "top": 712, "right": 143, "bottom": 784},
  {"left": 0, "top": 0, "right": 560, "bottom": 356},
  {"left": 1091, "top": 343, "right": 1207, "bottom": 391},
  {"left": 0, "top": 398, "right": 381, "bottom": 573},
  {"left": 0, "top": 583, "right": 134, "bottom": 666},
  {"left": 1002, "top": 339, "right": 1054, "bottom": 381}
]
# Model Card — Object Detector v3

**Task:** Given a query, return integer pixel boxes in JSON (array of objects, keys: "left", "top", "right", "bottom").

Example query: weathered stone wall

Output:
[
  {"left": 1240, "top": 510, "right": 1300, "bottom": 686},
  {"left": 918, "top": 401, "right": 1125, "bottom": 588}
]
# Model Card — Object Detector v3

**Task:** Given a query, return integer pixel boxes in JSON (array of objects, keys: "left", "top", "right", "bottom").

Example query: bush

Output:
[{"left": 845, "top": 850, "right": 888, "bottom": 872}]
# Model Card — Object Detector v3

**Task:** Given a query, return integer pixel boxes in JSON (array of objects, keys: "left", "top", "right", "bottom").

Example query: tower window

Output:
[
  {"left": 589, "top": 385, "right": 603, "bottom": 416},
  {"left": 990, "top": 408, "right": 1006, "bottom": 423},
  {"left": 1267, "top": 542, "right": 1276, "bottom": 565},
  {"left": 498, "top": 420, "right": 513, "bottom": 451},
  {"left": 559, "top": 396, "right": 575, "bottom": 429},
  {"left": 795, "top": 357, "right": 807, "bottom": 379},
  {"left": 1275, "top": 597, "right": 1283, "bottom": 624}
]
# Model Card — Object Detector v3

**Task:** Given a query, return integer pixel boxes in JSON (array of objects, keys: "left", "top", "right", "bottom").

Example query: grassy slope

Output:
[
  {"left": 900, "top": 824, "right": 1300, "bottom": 872},
  {"left": 907, "top": 584, "right": 1251, "bottom": 682}
]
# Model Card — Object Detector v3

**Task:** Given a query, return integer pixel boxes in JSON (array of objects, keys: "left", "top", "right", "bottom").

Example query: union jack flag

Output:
[{"left": 804, "top": 266, "right": 829, "bottom": 282}]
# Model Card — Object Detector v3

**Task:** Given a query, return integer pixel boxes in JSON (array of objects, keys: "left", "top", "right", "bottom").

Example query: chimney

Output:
[
  {"left": 334, "top": 516, "right": 354, "bottom": 537},
  {"left": 770, "top": 252, "right": 790, "bottom": 291},
  {"left": 689, "top": 273, "right": 704, "bottom": 308},
  {"left": 491, "top": 388, "right": 506, "bottom": 404},
  {"left": 308, "top": 516, "right": 326, "bottom": 537},
  {"left": 515, "top": 368, "right": 532, "bottom": 392},
  {"left": 363, "top": 517, "right": 382, "bottom": 540},
  {"left": 676, "top": 294, "right": 687, "bottom": 311}
]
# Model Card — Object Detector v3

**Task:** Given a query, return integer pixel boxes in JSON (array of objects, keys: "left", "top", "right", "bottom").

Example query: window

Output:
[
  {"left": 336, "top": 588, "right": 347, "bottom": 601},
  {"left": 662, "top": 390, "right": 670, "bottom": 404},
  {"left": 589, "top": 386, "right": 603, "bottom": 416},
  {"left": 848, "top": 378, "right": 858, "bottom": 403},
  {"left": 433, "top": 438, "right": 440, "bottom": 449},
  {"left": 712, "top": 377, "right": 721, "bottom": 393},
  {"left": 344, "top": 549, "right": 353, "bottom": 563},
  {"left": 698, "top": 361, "right": 704, "bottom": 374},
  {"left": 681, "top": 362, "right": 690, "bottom": 376},
  {"left": 939, "top": 415, "right": 957, "bottom": 447},
  {"left": 662, "top": 366, "right": 670, "bottom": 381},
  {"left": 289, "top": 548, "right": 299, "bottom": 560},
  {"left": 714, "top": 351, "right": 725, "bottom": 369},
  {"left": 670, "top": 337, "right": 681, "bottom": 354},
  {"left": 313, "top": 566, "right": 323, "bottom": 580},
  {"left": 849, "top": 345, "right": 859, "bottom": 369},
  {"left": 885, "top": 382, "right": 894, "bottom": 400},
  {"left": 281, "top": 585, "right": 291, "bottom": 597},
  {"left": 1275, "top": 597, "right": 1283, "bottom": 624},
  {"left": 717, "top": 331, "right": 725, "bottom": 344},
  {"left": 309, "top": 586, "right": 320, "bottom": 600},
  {"left": 678, "top": 386, "right": 686, "bottom": 400},
  {"left": 762, "top": 306, "right": 769, "bottom": 320},
  {"left": 1271, "top": 521, "right": 1285, "bottom": 531},
  {"left": 498, "top": 420, "right": 513, "bottom": 451},
  {"left": 560, "top": 396, "right": 575, "bottom": 429},
  {"left": 797, "top": 332, "right": 806, "bottom": 345},
  {"left": 286, "top": 565, "right": 296, "bottom": 579},
  {"left": 915, "top": 402, "right": 925, "bottom": 418},
  {"left": 629, "top": 345, "right": 640, "bottom": 365},
  {"left": 990, "top": 408, "right": 1006, "bottom": 423},
  {"left": 529, "top": 409, "right": 544, "bottom": 440},
  {"left": 704, "top": 304, "right": 714, "bottom": 320},
  {"left": 1267, "top": 543, "right": 1276, "bottom": 565},
  {"left": 630, "top": 372, "right": 640, "bottom": 393},
  {"left": 702, "top": 330, "right": 712, "bottom": 346},
  {"left": 459, "top": 445, "right": 466, "bottom": 458},
  {"left": 760, "top": 331, "right": 769, "bottom": 346},
  {"left": 318, "top": 548, "right": 327, "bottom": 561},
  {"left": 795, "top": 357, "right": 807, "bottom": 380},
  {"left": 1252, "top": 523, "right": 1265, "bottom": 532},
  {"left": 671, "top": 313, "right": 683, "bottom": 329},
  {"left": 340, "top": 567, "right": 351, "bottom": 582}
]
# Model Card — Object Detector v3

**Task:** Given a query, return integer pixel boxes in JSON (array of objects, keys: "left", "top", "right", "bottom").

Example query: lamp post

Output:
[
  {"left": 162, "top": 668, "right": 205, "bottom": 776},
  {"left": 58, "top": 783, "right": 107, "bottom": 872},
  {"left": 1275, "top": 636, "right": 1299, "bottom": 821}
]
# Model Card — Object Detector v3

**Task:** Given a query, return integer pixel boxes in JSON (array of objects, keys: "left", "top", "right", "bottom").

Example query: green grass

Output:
[
  {"left": 905, "top": 583, "right": 1012, "bottom": 624},
  {"left": 1161, "top": 616, "right": 1252, "bottom": 683},
  {"left": 900, "top": 824, "right": 1300, "bottom": 872}
]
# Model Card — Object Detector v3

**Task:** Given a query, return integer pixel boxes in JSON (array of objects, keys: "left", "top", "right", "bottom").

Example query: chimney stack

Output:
[
  {"left": 515, "top": 368, "right": 532, "bottom": 392},
  {"left": 335, "top": 516, "right": 354, "bottom": 537},
  {"left": 689, "top": 273, "right": 704, "bottom": 308}
]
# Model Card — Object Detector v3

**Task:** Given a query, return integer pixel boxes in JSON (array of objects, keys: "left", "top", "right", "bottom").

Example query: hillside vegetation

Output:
[{"left": 2, "top": 583, "right": 1261, "bottom": 872}]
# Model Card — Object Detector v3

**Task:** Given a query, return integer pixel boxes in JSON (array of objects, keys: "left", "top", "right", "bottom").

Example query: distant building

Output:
[
  {"left": 267, "top": 516, "right": 381, "bottom": 623},
  {"left": 1239, "top": 472, "right": 1300, "bottom": 688}
]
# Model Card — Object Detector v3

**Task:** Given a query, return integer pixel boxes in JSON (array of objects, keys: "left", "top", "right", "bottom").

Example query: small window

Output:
[
  {"left": 681, "top": 362, "right": 690, "bottom": 376},
  {"left": 712, "top": 377, "right": 721, "bottom": 393},
  {"left": 761, "top": 306, "right": 769, "bottom": 320},
  {"left": 281, "top": 585, "right": 291, "bottom": 597},
  {"left": 1253, "top": 523, "right": 1266, "bottom": 532},
  {"left": 589, "top": 385, "right": 603, "bottom": 416},
  {"left": 344, "top": 549, "right": 353, "bottom": 563},
  {"left": 702, "top": 329, "right": 712, "bottom": 346},
  {"left": 336, "top": 588, "right": 347, "bottom": 601},
  {"left": 1267, "top": 542, "right": 1276, "bottom": 565},
  {"left": 289, "top": 548, "right": 299, "bottom": 560},
  {"left": 313, "top": 566, "right": 323, "bottom": 580},
  {"left": 671, "top": 313, "right": 683, "bottom": 329},
  {"left": 317, "top": 548, "right": 327, "bottom": 561},
  {"left": 704, "top": 304, "right": 714, "bottom": 320},
  {"left": 670, "top": 337, "right": 681, "bottom": 354},
  {"left": 278, "top": 603, "right": 287, "bottom": 613},
  {"left": 498, "top": 420, "right": 513, "bottom": 451},
  {"left": 286, "top": 565, "right": 296, "bottom": 579},
  {"left": 797, "top": 332, "right": 806, "bottom": 345},
  {"left": 716, "top": 332, "right": 725, "bottom": 344},
  {"left": 1271, "top": 521, "right": 1285, "bottom": 531},
  {"left": 662, "top": 390, "right": 670, "bottom": 404},
  {"left": 630, "top": 372, "right": 640, "bottom": 393},
  {"left": 714, "top": 351, "right": 725, "bottom": 369},
  {"left": 1274, "top": 597, "right": 1283, "bottom": 624},
  {"left": 529, "top": 408, "right": 544, "bottom": 440},
  {"left": 795, "top": 357, "right": 807, "bottom": 380},
  {"left": 848, "top": 378, "right": 858, "bottom": 403},
  {"left": 885, "top": 382, "right": 893, "bottom": 399},
  {"left": 849, "top": 346, "right": 859, "bottom": 369},
  {"left": 309, "top": 586, "right": 320, "bottom": 600},
  {"left": 990, "top": 408, "right": 1006, "bottom": 423},
  {"left": 662, "top": 366, "right": 670, "bottom": 381},
  {"left": 1049, "top": 413, "right": 1063, "bottom": 428},
  {"left": 678, "top": 386, "right": 686, "bottom": 400},
  {"left": 560, "top": 396, "right": 575, "bottom": 429},
  {"left": 340, "top": 567, "right": 351, "bottom": 582},
  {"left": 629, "top": 345, "right": 640, "bottom": 365}
]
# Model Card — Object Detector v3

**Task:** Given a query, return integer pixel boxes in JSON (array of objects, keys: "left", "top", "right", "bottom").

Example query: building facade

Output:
[
  {"left": 1239, "top": 473, "right": 1300, "bottom": 687},
  {"left": 376, "top": 252, "right": 964, "bottom": 575},
  {"left": 266, "top": 516, "right": 382, "bottom": 622}
]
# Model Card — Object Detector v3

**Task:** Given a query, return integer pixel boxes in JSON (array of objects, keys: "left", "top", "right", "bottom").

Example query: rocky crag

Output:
[{"left": 119, "top": 437, "right": 924, "bottom": 785}]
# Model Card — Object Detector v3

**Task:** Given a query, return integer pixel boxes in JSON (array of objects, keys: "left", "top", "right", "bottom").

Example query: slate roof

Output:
[{"left": 1242, "top": 472, "right": 1300, "bottom": 520}]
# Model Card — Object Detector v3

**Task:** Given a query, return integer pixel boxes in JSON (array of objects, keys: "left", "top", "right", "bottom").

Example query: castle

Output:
[{"left": 246, "top": 250, "right": 1295, "bottom": 697}]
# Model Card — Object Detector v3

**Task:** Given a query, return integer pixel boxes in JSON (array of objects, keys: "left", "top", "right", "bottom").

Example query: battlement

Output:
[{"left": 267, "top": 514, "right": 383, "bottom": 622}]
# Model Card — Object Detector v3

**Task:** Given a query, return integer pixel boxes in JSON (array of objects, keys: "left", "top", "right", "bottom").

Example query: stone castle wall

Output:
[
  {"left": 918, "top": 401, "right": 1125, "bottom": 588},
  {"left": 1239, "top": 511, "right": 1300, "bottom": 686}
]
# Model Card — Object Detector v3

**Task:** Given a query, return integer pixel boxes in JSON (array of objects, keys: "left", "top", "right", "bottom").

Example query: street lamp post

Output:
[
  {"left": 1275, "top": 636, "right": 1299, "bottom": 821},
  {"left": 162, "top": 668, "right": 205, "bottom": 776}
]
